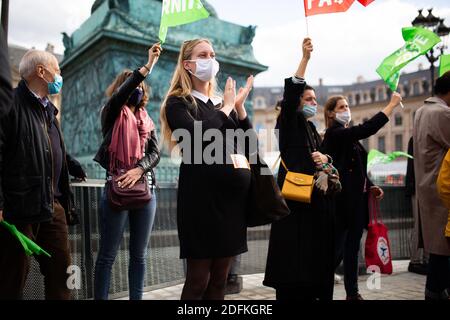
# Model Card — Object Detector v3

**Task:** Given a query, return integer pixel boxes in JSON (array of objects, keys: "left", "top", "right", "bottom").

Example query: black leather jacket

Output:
[
  {"left": 0, "top": 80, "right": 85, "bottom": 224},
  {"left": 0, "top": 29, "right": 12, "bottom": 116},
  {"left": 93, "top": 70, "right": 160, "bottom": 186}
]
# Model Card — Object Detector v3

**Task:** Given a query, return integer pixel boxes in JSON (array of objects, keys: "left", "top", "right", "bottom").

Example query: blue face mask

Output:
[
  {"left": 301, "top": 104, "right": 317, "bottom": 119},
  {"left": 47, "top": 73, "right": 63, "bottom": 95}
]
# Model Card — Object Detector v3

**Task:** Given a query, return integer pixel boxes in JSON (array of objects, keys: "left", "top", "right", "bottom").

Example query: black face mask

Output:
[{"left": 127, "top": 88, "right": 144, "bottom": 107}]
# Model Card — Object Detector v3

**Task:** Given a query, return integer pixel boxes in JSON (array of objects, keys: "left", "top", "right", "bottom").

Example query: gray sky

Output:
[{"left": 7, "top": 0, "right": 450, "bottom": 86}]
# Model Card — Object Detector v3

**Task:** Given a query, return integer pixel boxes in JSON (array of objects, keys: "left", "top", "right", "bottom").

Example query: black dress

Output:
[
  {"left": 263, "top": 78, "right": 335, "bottom": 298},
  {"left": 165, "top": 95, "right": 252, "bottom": 259},
  {"left": 321, "top": 112, "right": 389, "bottom": 229}
]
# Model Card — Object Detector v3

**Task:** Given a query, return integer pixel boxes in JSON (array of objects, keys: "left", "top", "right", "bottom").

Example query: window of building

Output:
[
  {"left": 377, "top": 87, "right": 385, "bottom": 101},
  {"left": 370, "top": 89, "right": 376, "bottom": 103},
  {"left": 403, "top": 84, "right": 410, "bottom": 97},
  {"left": 386, "top": 87, "right": 392, "bottom": 99},
  {"left": 413, "top": 81, "right": 421, "bottom": 96},
  {"left": 422, "top": 80, "right": 430, "bottom": 94},
  {"left": 348, "top": 95, "right": 353, "bottom": 106},
  {"left": 395, "top": 134, "right": 403, "bottom": 151},
  {"left": 394, "top": 113, "right": 403, "bottom": 126},
  {"left": 378, "top": 136, "right": 386, "bottom": 153},
  {"left": 363, "top": 93, "right": 368, "bottom": 103}
]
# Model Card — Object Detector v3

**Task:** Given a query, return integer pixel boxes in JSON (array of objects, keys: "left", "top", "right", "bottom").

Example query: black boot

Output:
[
  {"left": 225, "top": 274, "right": 243, "bottom": 295},
  {"left": 425, "top": 288, "right": 450, "bottom": 300}
]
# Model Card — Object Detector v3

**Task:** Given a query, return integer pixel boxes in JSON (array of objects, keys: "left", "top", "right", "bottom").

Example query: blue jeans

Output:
[{"left": 94, "top": 189, "right": 156, "bottom": 300}]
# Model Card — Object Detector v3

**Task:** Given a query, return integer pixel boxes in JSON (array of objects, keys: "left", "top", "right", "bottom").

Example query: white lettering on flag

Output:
[
  {"left": 171, "top": 0, "right": 182, "bottom": 13},
  {"left": 163, "top": 0, "right": 199, "bottom": 15},
  {"left": 413, "top": 35, "right": 429, "bottom": 47},
  {"left": 319, "top": 0, "right": 333, "bottom": 7},
  {"left": 163, "top": 0, "right": 170, "bottom": 15}
]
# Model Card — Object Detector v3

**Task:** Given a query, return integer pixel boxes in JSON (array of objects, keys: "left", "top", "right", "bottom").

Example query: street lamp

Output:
[{"left": 412, "top": 8, "right": 450, "bottom": 95}]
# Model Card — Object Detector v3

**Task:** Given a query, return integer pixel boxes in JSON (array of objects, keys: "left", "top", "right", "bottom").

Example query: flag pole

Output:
[
  {"left": 305, "top": 16, "right": 309, "bottom": 37},
  {"left": 394, "top": 91, "right": 404, "bottom": 109}
]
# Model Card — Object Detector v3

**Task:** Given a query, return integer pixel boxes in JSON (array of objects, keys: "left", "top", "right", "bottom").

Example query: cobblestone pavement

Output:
[{"left": 118, "top": 260, "right": 426, "bottom": 300}]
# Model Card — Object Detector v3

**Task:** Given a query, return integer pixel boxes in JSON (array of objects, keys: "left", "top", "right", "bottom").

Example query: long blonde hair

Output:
[{"left": 160, "top": 39, "right": 219, "bottom": 151}]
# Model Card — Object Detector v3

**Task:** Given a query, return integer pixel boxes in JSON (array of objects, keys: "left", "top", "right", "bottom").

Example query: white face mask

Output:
[
  {"left": 335, "top": 110, "right": 352, "bottom": 125},
  {"left": 188, "top": 58, "right": 220, "bottom": 82}
]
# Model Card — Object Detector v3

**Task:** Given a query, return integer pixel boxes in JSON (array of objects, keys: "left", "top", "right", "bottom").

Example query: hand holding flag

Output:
[{"left": 146, "top": 42, "right": 162, "bottom": 73}]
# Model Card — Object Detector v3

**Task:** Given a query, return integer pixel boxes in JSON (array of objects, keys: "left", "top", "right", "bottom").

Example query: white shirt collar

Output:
[{"left": 191, "top": 90, "right": 222, "bottom": 106}]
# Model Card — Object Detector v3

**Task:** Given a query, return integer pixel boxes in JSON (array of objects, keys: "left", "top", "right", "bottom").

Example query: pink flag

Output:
[
  {"left": 357, "top": 0, "right": 375, "bottom": 7},
  {"left": 304, "top": 0, "right": 355, "bottom": 17}
]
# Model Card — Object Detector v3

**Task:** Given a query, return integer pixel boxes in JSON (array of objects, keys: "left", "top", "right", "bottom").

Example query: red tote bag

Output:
[{"left": 365, "top": 195, "right": 393, "bottom": 275}]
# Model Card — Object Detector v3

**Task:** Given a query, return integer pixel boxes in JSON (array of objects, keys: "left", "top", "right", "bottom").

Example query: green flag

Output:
[
  {"left": 439, "top": 54, "right": 450, "bottom": 77},
  {"left": 385, "top": 72, "right": 400, "bottom": 93},
  {"left": 1, "top": 221, "right": 51, "bottom": 258},
  {"left": 376, "top": 27, "right": 441, "bottom": 91},
  {"left": 159, "top": 0, "right": 210, "bottom": 43},
  {"left": 367, "top": 149, "right": 413, "bottom": 169}
]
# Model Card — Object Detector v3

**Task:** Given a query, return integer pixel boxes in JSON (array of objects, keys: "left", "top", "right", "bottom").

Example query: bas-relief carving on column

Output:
[
  {"left": 62, "top": 52, "right": 117, "bottom": 156},
  {"left": 62, "top": 51, "right": 178, "bottom": 156}
]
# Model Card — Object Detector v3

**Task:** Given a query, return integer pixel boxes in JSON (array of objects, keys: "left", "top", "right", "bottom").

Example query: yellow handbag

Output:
[{"left": 276, "top": 157, "right": 314, "bottom": 204}]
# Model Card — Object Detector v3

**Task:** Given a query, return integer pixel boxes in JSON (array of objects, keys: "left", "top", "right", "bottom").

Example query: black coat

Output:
[
  {"left": 322, "top": 112, "right": 389, "bottom": 229},
  {"left": 165, "top": 96, "right": 252, "bottom": 259},
  {"left": 405, "top": 136, "right": 415, "bottom": 197},
  {"left": 263, "top": 78, "right": 335, "bottom": 289},
  {"left": 0, "top": 81, "right": 84, "bottom": 224},
  {"left": 0, "top": 28, "right": 12, "bottom": 115},
  {"left": 94, "top": 70, "right": 160, "bottom": 184}
]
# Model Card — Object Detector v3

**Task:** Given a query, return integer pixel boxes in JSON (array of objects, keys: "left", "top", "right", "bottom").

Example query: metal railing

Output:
[{"left": 23, "top": 182, "right": 414, "bottom": 299}]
